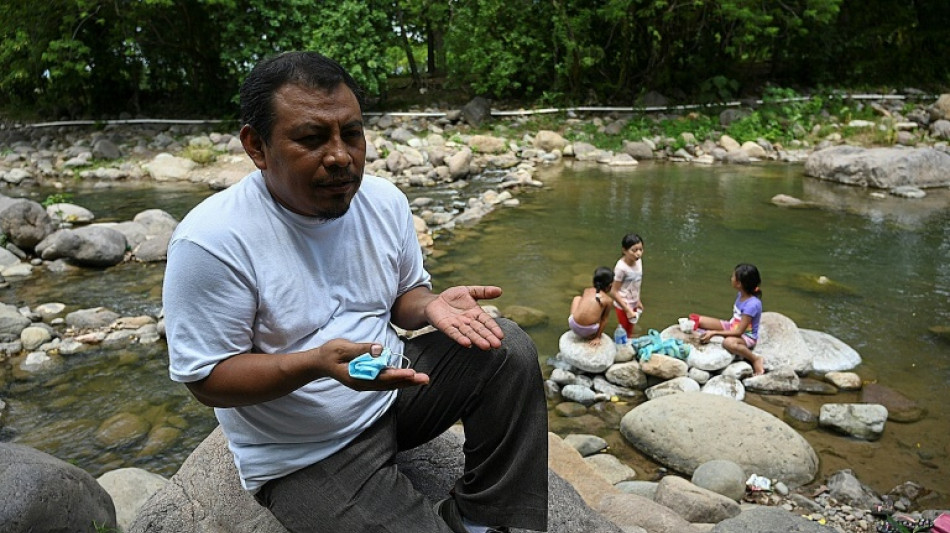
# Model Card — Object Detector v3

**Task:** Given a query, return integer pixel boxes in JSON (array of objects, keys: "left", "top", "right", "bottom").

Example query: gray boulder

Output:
[
  {"left": 0, "top": 199, "right": 56, "bottom": 250},
  {"left": 0, "top": 303, "right": 32, "bottom": 340},
  {"left": 0, "top": 443, "right": 117, "bottom": 532},
  {"left": 65, "top": 307, "right": 121, "bottom": 329},
  {"left": 653, "top": 475, "right": 741, "bottom": 523},
  {"left": 804, "top": 145, "right": 950, "bottom": 189},
  {"left": 691, "top": 459, "right": 746, "bottom": 501},
  {"left": 800, "top": 329, "right": 862, "bottom": 372},
  {"left": 97, "top": 468, "right": 169, "bottom": 532},
  {"left": 46, "top": 202, "right": 95, "bottom": 224},
  {"left": 461, "top": 96, "right": 492, "bottom": 127},
  {"left": 133, "top": 209, "right": 179, "bottom": 236},
  {"left": 818, "top": 403, "right": 888, "bottom": 441},
  {"left": 826, "top": 469, "right": 882, "bottom": 509},
  {"left": 129, "top": 426, "right": 622, "bottom": 533},
  {"left": 755, "top": 312, "right": 813, "bottom": 373},
  {"left": 534, "top": 130, "right": 568, "bottom": 152},
  {"left": 132, "top": 232, "right": 172, "bottom": 262},
  {"left": 105, "top": 220, "right": 149, "bottom": 249},
  {"left": 709, "top": 506, "right": 837, "bottom": 532},
  {"left": 620, "top": 392, "right": 818, "bottom": 487},
  {"left": 35, "top": 225, "right": 127, "bottom": 266},
  {"left": 558, "top": 331, "right": 616, "bottom": 373}
]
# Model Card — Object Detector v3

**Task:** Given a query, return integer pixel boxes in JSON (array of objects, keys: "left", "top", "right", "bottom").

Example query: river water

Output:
[{"left": 1, "top": 163, "right": 948, "bottom": 505}]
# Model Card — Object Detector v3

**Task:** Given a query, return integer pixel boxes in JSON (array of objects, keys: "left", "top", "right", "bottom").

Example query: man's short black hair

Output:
[{"left": 240, "top": 51, "right": 365, "bottom": 144}]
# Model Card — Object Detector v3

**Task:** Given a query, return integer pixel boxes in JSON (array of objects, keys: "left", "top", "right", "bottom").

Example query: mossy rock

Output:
[
  {"left": 183, "top": 147, "right": 217, "bottom": 164},
  {"left": 503, "top": 305, "right": 549, "bottom": 328},
  {"left": 928, "top": 324, "right": 950, "bottom": 341},
  {"left": 789, "top": 273, "right": 857, "bottom": 296}
]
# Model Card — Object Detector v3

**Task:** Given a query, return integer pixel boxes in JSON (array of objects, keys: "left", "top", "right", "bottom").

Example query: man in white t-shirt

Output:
[{"left": 163, "top": 51, "right": 547, "bottom": 533}]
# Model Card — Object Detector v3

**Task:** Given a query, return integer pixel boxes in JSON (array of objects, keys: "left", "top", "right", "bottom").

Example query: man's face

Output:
[{"left": 242, "top": 82, "right": 366, "bottom": 219}]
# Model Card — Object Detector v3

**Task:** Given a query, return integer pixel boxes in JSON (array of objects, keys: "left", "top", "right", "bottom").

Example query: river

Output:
[{"left": 1, "top": 161, "right": 948, "bottom": 506}]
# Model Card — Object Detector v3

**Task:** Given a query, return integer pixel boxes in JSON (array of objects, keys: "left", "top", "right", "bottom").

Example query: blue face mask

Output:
[{"left": 348, "top": 348, "right": 411, "bottom": 380}]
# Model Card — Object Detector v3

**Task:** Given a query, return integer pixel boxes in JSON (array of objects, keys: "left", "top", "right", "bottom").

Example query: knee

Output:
[
  {"left": 722, "top": 337, "right": 740, "bottom": 351},
  {"left": 496, "top": 318, "right": 540, "bottom": 369}
]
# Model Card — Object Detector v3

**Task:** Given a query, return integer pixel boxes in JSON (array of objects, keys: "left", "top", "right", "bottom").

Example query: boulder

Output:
[
  {"left": 65, "top": 307, "right": 121, "bottom": 329},
  {"left": 804, "top": 146, "right": 950, "bottom": 189},
  {"left": 818, "top": 403, "right": 888, "bottom": 440},
  {"left": 755, "top": 312, "right": 813, "bottom": 373},
  {"left": 534, "top": 130, "right": 568, "bottom": 152},
  {"left": 701, "top": 375, "right": 745, "bottom": 401},
  {"left": 800, "top": 329, "right": 861, "bottom": 372},
  {"left": 98, "top": 468, "right": 169, "bottom": 532},
  {"left": 46, "top": 202, "right": 95, "bottom": 224},
  {"left": 133, "top": 209, "right": 179, "bottom": 236},
  {"left": 461, "top": 97, "right": 492, "bottom": 127},
  {"left": 558, "top": 331, "right": 616, "bottom": 373},
  {"left": 860, "top": 383, "right": 926, "bottom": 422},
  {"left": 130, "top": 427, "right": 623, "bottom": 533},
  {"left": 620, "top": 392, "right": 818, "bottom": 487},
  {"left": 504, "top": 305, "right": 549, "bottom": 328},
  {"left": 710, "top": 506, "right": 838, "bottom": 532},
  {"left": 691, "top": 459, "right": 746, "bottom": 501},
  {"left": 686, "top": 342, "right": 734, "bottom": 372},
  {"left": 468, "top": 134, "right": 508, "bottom": 154},
  {"left": 826, "top": 469, "right": 882, "bottom": 509},
  {"left": 0, "top": 199, "right": 56, "bottom": 250},
  {"left": 549, "top": 434, "right": 699, "bottom": 533},
  {"left": 654, "top": 475, "right": 741, "bottom": 523},
  {"left": 133, "top": 232, "right": 172, "bottom": 262},
  {"left": 0, "top": 443, "right": 117, "bottom": 532},
  {"left": 0, "top": 303, "right": 32, "bottom": 340},
  {"left": 35, "top": 225, "right": 128, "bottom": 267},
  {"left": 142, "top": 153, "right": 197, "bottom": 181}
]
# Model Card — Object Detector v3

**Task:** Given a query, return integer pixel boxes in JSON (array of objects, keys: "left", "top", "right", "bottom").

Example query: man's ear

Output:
[{"left": 240, "top": 124, "right": 267, "bottom": 170}]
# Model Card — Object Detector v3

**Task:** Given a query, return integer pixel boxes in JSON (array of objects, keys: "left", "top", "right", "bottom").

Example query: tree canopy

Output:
[{"left": 1, "top": 0, "right": 947, "bottom": 119}]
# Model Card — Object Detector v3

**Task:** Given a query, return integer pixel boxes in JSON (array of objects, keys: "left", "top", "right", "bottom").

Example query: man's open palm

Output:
[{"left": 425, "top": 286, "right": 505, "bottom": 350}]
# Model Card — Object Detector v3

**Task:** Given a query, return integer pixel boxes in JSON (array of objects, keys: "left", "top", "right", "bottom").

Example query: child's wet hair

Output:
[
  {"left": 735, "top": 263, "right": 762, "bottom": 298},
  {"left": 621, "top": 233, "right": 643, "bottom": 250},
  {"left": 593, "top": 266, "right": 613, "bottom": 292}
]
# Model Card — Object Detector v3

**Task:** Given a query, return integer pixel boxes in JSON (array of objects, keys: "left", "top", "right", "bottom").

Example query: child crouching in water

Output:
[
  {"left": 691, "top": 263, "right": 765, "bottom": 375},
  {"left": 569, "top": 266, "right": 615, "bottom": 346}
]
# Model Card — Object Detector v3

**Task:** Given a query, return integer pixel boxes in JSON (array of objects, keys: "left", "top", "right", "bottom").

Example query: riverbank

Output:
[{"left": 0, "top": 96, "right": 948, "bottom": 532}]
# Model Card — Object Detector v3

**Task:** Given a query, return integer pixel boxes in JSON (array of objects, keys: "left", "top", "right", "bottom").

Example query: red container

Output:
[{"left": 933, "top": 513, "right": 950, "bottom": 533}]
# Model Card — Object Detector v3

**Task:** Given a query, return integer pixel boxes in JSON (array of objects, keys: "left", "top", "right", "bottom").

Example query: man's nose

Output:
[{"left": 324, "top": 138, "right": 351, "bottom": 167}]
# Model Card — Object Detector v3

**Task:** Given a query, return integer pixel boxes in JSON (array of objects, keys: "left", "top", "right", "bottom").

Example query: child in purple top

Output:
[{"left": 691, "top": 263, "right": 765, "bottom": 375}]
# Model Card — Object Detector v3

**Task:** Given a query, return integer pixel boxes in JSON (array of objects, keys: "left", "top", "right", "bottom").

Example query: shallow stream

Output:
[{"left": 1, "top": 162, "right": 948, "bottom": 506}]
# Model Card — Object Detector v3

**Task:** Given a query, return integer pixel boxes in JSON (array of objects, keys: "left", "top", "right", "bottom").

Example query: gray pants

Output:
[{"left": 254, "top": 319, "right": 549, "bottom": 532}]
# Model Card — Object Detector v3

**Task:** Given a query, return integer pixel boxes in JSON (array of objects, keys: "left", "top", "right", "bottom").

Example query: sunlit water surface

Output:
[{"left": 1, "top": 164, "right": 948, "bottom": 505}]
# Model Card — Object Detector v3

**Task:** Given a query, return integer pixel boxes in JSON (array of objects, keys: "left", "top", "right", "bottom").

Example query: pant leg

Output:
[
  {"left": 397, "top": 319, "right": 548, "bottom": 531},
  {"left": 254, "top": 410, "right": 453, "bottom": 533}
]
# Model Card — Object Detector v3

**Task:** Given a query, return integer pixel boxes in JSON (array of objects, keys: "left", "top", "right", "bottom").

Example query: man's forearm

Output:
[
  {"left": 186, "top": 349, "right": 322, "bottom": 408},
  {"left": 390, "top": 286, "right": 438, "bottom": 330}
]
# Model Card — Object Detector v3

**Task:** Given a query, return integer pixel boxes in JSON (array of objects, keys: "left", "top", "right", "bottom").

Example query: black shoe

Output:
[{"left": 434, "top": 498, "right": 510, "bottom": 533}]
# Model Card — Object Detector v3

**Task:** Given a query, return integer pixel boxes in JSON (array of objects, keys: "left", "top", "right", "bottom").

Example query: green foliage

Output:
[
  {"left": 42, "top": 193, "right": 74, "bottom": 208},
  {"left": 0, "top": 0, "right": 947, "bottom": 118},
  {"left": 444, "top": 0, "right": 556, "bottom": 98},
  {"left": 93, "top": 522, "right": 118, "bottom": 533},
  {"left": 306, "top": 1, "right": 390, "bottom": 95},
  {"left": 698, "top": 76, "right": 741, "bottom": 103}
]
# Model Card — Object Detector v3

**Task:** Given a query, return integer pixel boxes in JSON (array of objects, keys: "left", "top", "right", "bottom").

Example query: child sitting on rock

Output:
[
  {"left": 691, "top": 263, "right": 765, "bottom": 375},
  {"left": 569, "top": 266, "right": 615, "bottom": 346}
]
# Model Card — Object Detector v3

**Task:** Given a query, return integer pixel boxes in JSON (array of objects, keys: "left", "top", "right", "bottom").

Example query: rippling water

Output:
[{"left": 1, "top": 164, "right": 948, "bottom": 504}]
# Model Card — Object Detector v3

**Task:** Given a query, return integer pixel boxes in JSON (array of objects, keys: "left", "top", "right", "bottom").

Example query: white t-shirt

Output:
[
  {"left": 164, "top": 170, "right": 431, "bottom": 491},
  {"left": 613, "top": 258, "right": 643, "bottom": 309}
]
